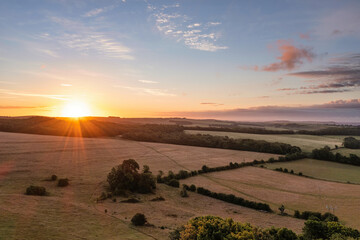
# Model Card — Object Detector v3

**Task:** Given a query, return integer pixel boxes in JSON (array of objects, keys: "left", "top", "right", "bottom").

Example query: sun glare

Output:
[{"left": 61, "top": 100, "right": 91, "bottom": 118}]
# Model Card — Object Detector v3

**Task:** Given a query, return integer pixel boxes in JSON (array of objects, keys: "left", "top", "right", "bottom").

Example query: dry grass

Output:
[
  {"left": 0, "top": 132, "right": 293, "bottom": 239},
  {"left": 181, "top": 167, "right": 360, "bottom": 229}
]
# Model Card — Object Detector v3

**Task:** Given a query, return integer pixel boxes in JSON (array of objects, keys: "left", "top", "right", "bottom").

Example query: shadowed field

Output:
[{"left": 0, "top": 132, "right": 303, "bottom": 239}]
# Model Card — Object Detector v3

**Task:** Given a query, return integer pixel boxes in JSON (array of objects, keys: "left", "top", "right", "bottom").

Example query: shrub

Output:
[
  {"left": 58, "top": 178, "right": 69, "bottom": 187},
  {"left": 51, "top": 175, "right": 57, "bottom": 181},
  {"left": 167, "top": 179, "right": 180, "bottom": 188},
  {"left": 131, "top": 213, "right": 147, "bottom": 226},
  {"left": 121, "top": 198, "right": 141, "bottom": 203},
  {"left": 150, "top": 196, "right": 165, "bottom": 201},
  {"left": 189, "top": 184, "right": 196, "bottom": 192},
  {"left": 298, "top": 172, "right": 303, "bottom": 176},
  {"left": 26, "top": 185, "right": 47, "bottom": 196},
  {"left": 180, "top": 188, "right": 188, "bottom": 197}
]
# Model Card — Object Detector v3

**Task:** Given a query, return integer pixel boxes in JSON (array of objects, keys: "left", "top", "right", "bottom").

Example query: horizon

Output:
[{"left": 1, "top": 0, "right": 360, "bottom": 121}]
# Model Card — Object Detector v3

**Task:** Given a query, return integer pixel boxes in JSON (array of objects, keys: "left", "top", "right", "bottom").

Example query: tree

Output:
[
  {"left": 279, "top": 205, "right": 285, "bottom": 215},
  {"left": 131, "top": 213, "right": 147, "bottom": 226}
]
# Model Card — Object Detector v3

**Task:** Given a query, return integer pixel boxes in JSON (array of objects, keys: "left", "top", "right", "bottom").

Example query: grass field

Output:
[
  {"left": 181, "top": 167, "right": 360, "bottom": 230},
  {"left": 185, "top": 130, "right": 355, "bottom": 152},
  {"left": 263, "top": 158, "right": 360, "bottom": 184},
  {"left": 0, "top": 132, "right": 303, "bottom": 239},
  {"left": 332, "top": 148, "right": 360, "bottom": 157}
]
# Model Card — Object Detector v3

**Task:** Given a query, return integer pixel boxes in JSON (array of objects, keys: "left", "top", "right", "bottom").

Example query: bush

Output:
[
  {"left": 58, "top": 178, "right": 69, "bottom": 187},
  {"left": 150, "top": 196, "right": 165, "bottom": 201},
  {"left": 167, "top": 179, "right": 180, "bottom": 188},
  {"left": 51, "top": 175, "right": 57, "bottom": 181},
  {"left": 131, "top": 213, "right": 147, "bottom": 226},
  {"left": 121, "top": 198, "right": 141, "bottom": 203},
  {"left": 180, "top": 188, "right": 188, "bottom": 197},
  {"left": 189, "top": 184, "right": 196, "bottom": 192},
  {"left": 26, "top": 186, "right": 47, "bottom": 196}
]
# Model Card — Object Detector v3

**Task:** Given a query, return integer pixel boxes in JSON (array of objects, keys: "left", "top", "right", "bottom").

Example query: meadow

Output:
[
  {"left": 263, "top": 158, "right": 360, "bottom": 184},
  {"left": 185, "top": 130, "right": 352, "bottom": 152},
  {"left": 0, "top": 132, "right": 295, "bottom": 240}
]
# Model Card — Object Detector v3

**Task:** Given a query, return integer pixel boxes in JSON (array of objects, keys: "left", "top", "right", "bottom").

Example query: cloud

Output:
[
  {"left": 161, "top": 99, "right": 360, "bottom": 122},
  {"left": 138, "top": 80, "right": 158, "bottom": 84},
  {"left": 83, "top": 5, "right": 117, "bottom": 17},
  {"left": 49, "top": 17, "right": 133, "bottom": 60},
  {"left": 0, "top": 89, "right": 68, "bottom": 100},
  {"left": 261, "top": 40, "right": 315, "bottom": 72},
  {"left": 0, "top": 105, "right": 46, "bottom": 109},
  {"left": 150, "top": 4, "right": 227, "bottom": 52},
  {"left": 116, "top": 86, "right": 175, "bottom": 96},
  {"left": 299, "top": 33, "right": 310, "bottom": 39},
  {"left": 200, "top": 102, "right": 224, "bottom": 106},
  {"left": 287, "top": 53, "right": 360, "bottom": 93},
  {"left": 37, "top": 49, "right": 59, "bottom": 58},
  {"left": 61, "top": 83, "right": 72, "bottom": 87}
]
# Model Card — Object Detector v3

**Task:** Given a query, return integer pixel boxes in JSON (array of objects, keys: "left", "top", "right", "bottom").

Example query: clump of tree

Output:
[
  {"left": 343, "top": 137, "right": 360, "bottom": 149},
  {"left": 312, "top": 146, "right": 360, "bottom": 166},
  {"left": 196, "top": 186, "right": 272, "bottom": 212},
  {"left": 26, "top": 186, "right": 47, "bottom": 196},
  {"left": 184, "top": 125, "right": 295, "bottom": 134},
  {"left": 299, "top": 127, "right": 360, "bottom": 136},
  {"left": 294, "top": 210, "right": 339, "bottom": 222},
  {"left": 169, "top": 215, "right": 360, "bottom": 240},
  {"left": 122, "top": 125, "right": 302, "bottom": 155},
  {"left": 131, "top": 213, "right": 147, "bottom": 226},
  {"left": 107, "top": 159, "right": 156, "bottom": 195}
]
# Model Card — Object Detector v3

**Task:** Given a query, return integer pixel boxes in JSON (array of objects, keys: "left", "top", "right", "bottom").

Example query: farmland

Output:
[
  {"left": 185, "top": 130, "right": 351, "bottom": 152},
  {"left": 181, "top": 166, "right": 360, "bottom": 230},
  {"left": 263, "top": 158, "right": 360, "bottom": 184},
  {"left": 0, "top": 132, "right": 298, "bottom": 239}
]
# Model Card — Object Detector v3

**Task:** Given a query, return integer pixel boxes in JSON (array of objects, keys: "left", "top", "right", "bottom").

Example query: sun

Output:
[{"left": 61, "top": 100, "right": 92, "bottom": 118}]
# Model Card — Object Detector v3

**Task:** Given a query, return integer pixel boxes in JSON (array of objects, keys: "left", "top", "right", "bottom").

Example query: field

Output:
[
  {"left": 181, "top": 167, "right": 360, "bottom": 230},
  {"left": 0, "top": 131, "right": 303, "bottom": 240},
  {"left": 185, "top": 130, "right": 352, "bottom": 152},
  {"left": 263, "top": 158, "right": 360, "bottom": 184},
  {"left": 332, "top": 148, "right": 360, "bottom": 157}
]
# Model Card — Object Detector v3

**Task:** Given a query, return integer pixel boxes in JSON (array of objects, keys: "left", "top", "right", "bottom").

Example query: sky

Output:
[{"left": 0, "top": 0, "right": 360, "bottom": 122}]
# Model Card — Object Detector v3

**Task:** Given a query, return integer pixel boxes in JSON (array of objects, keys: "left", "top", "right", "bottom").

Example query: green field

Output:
[
  {"left": 263, "top": 158, "right": 360, "bottom": 184},
  {"left": 185, "top": 130, "right": 356, "bottom": 152},
  {"left": 332, "top": 148, "right": 360, "bottom": 157}
]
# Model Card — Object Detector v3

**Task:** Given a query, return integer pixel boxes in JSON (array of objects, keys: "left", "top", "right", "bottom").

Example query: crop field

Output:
[
  {"left": 181, "top": 167, "right": 360, "bottom": 229},
  {"left": 0, "top": 131, "right": 301, "bottom": 239},
  {"left": 263, "top": 158, "right": 360, "bottom": 184},
  {"left": 185, "top": 130, "right": 354, "bottom": 152}
]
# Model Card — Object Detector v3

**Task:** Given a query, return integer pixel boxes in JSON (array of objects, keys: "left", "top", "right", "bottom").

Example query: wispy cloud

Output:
[
  {"left": 201, "top": 102, "right": 224, "bottom": 106},
  {"left": 149, "top": 3, "right": 227, "bottom": 52},
  {"left": 285, "top": 53, "right": 360, "bottom": 94},
  {"left": 138, "top": 79, "right": 158, "bottom": 84},
  {"left": 116, "top": 86, "right": 175, "bottom": 96},
  {"left": 0, "top": 89, "right": 68, "bottom": 100},
  {"left": 49, "top": 16, "right": 133, "bottom": 60},
  {"left": 60, "top": 83, "right": 72, "bottom": 87},
  {"left": 36, "top": 48, "right": 59, "bottom": 58},
  {"left": 0, "top": 105, "right": 46, "bottom": 109}
]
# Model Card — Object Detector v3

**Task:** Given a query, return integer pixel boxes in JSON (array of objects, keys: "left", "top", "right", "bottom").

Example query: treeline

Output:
[
  {"left": 0, "top": 116, "right": 135, "bottom": 137},
  {"left": 312, "top": 146, "right": 360, "bottom": 166},
  {"left": 123, "top": 125, "right": 302, "bottom": 155},
  {"left": 294, "top": 210, "right": 338, "bottom": 222},
  {"left": 195, "top": 185, "right": 271, "bottom": 212},
  {"left": 298, "top": 126, "right": 360, "bottom": 136},
  {"left": 185, "top": 126, "right": 294, "bottom": 134}
]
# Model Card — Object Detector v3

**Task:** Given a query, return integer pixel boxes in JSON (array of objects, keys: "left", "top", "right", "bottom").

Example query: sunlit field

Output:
[
  {"left": 0, "top": 132, "right": 295, "bottom": 239},
  {"left": 263, "top": 158, "right": 360, "bottom": 184},
  {"left": 181, "top": 166, "right": 360, "bottom": 230}
]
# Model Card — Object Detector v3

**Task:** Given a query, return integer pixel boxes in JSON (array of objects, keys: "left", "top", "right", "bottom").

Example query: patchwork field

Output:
[
  {"left": 185, "top": 130, "right": 354, "bottom": 152},
  {"left": 0, "top": 132, "right": 301, "bottom": 239},
  {"left": 181, "top": 167, "right": 360, "bottom": 229},
  {"left": 263, "top": 158, "right": 360, "bottom": 184},
  {"left": 332, "top": 148, "right": 360, "bottom": 157}
]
